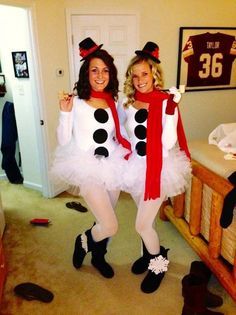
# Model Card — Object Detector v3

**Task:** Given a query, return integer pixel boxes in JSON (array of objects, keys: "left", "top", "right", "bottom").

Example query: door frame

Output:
[{"left": 27, "top": 6, "right": 54, "bottom": 197}]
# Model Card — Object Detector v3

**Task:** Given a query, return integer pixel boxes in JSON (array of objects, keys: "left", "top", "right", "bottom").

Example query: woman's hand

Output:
[
  {"left": 58, "top": 91, "right": 73, "bottom": 112},
  {"left": 169, "top": 86, "right": 181, "bottom": 103},
  {"left": 165, "top": 87, "right": 181, "bottom": 115}
]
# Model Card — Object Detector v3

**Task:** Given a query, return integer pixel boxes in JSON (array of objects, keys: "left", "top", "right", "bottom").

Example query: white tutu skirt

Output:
[
  {"left": 50, "top": 141, "right": 129, "bottom": 196},
  {"left": 122, "top": 147, "right": 192, "bottom": 198}
]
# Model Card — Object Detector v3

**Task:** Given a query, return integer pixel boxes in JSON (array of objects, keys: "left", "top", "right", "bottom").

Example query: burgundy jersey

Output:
[{"left": 182, "top": 32, "right": 236, "bottom": 87}]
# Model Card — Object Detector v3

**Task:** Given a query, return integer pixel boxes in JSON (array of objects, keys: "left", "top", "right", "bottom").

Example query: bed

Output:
[{"left": 160, "top": 139, "right": 236, "bottom": 301}]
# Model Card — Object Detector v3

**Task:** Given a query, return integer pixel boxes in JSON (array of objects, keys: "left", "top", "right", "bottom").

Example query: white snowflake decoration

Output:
[
  {"left": 81, "top": 233, "right": 88, "bottom": 253},
  {"left": 148, "top": 255, "right": 169, "bottom": 275}
]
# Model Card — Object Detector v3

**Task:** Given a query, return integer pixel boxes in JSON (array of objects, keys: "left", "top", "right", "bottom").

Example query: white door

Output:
[{"left": 68, "top": 14, "right": 138, "bottom": 95}]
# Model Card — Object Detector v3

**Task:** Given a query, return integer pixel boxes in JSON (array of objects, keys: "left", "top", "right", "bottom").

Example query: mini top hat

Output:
[
  {"left": 79, "top": 37, "right": 103, "bottom": 61},
  {"left": 135, "top": 41, "right": 160, "bottom": 63}
]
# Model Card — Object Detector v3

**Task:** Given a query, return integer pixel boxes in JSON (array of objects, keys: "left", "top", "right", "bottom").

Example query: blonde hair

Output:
[{"left": 123, "top": 56, "right": 164, "bottom": 107}]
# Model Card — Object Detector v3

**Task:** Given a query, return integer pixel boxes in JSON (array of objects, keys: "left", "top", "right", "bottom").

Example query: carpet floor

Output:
[{"left": 0, "top": 180, "right": 235, "bottom": 315}]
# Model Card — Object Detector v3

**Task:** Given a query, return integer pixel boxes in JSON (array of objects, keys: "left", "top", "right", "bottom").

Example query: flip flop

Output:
[
  {"left": 14, "top": 282, "right": 54, "bottom": 303},
  {"left": 65, "top": 202, "right": 88, "bottom": 212}
]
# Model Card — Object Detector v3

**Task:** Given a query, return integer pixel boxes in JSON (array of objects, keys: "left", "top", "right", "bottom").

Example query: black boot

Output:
[
  {"left": 182, "top": 274, "right": 224, "bottom": 315},
  {"left": 91, "top": 238, "right": 114, "bottom": 278},
  {"left": 132, "top": 241, "right": 167, "bottom": 275},
  {"left": 131, "top": 240, "right": 150, "bottom": 274},
  {"left": 73, "top": 227, "right": 94, "bottom": 269},
  {"left": 140, "top": 246, "right": 169, "bottom": 294},
  {"left": 189, "top": 261, "right": 223, "bottom": 308}
]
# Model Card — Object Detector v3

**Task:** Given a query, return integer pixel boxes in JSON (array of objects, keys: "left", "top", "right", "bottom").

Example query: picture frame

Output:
[
  {"left": 176, "top": 27, "right": 236, "bottom": 92},
  {"left": 0, "top": 74, "right": 5, "bottom": 85},
  {"left": 12, "top": 51, "right": 29, "bottom": 78},
  {"left": 0, "top": 74, "right": 7, "bottom": 97}
]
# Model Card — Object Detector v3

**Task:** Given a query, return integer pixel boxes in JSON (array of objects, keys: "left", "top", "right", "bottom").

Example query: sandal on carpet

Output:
[
  {"left": 65, "top": 202, "right": 88, "bottom": 212},
  {"left": 14, "top": 282, "right": 54, "bottom": 303}
]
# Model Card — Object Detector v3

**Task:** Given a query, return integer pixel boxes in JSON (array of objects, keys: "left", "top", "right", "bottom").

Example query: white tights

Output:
[
  {"left": 132, "top": 192, "right": 166, "bottom": 255},
  {"left": 80, "top": 183, "right": 120, "bottom": 242}
]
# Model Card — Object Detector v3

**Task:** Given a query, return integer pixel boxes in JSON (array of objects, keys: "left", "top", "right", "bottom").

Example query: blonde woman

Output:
[{"left": 119, "top": 41, "right": 191, "bottom": 293}]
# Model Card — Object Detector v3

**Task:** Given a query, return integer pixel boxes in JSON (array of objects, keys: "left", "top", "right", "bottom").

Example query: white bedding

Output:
[{"left": 209, "top": 122, "right": 236, "bottom": 154}]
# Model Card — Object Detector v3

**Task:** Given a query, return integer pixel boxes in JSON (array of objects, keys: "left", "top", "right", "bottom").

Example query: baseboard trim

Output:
[
  {"left": 23, "top": 181, "right": 42, "bottom": 192},
  {"left": 0, "top": 176, "right": 42, "bottom": 193}
]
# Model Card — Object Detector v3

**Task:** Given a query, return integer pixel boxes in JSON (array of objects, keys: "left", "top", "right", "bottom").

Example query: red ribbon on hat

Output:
[
  {"left": 79, "top": 45, "right": 99, "bottom": 59},
  {"left": 144, "top": 47, "right": 159, "bottom": 59}
]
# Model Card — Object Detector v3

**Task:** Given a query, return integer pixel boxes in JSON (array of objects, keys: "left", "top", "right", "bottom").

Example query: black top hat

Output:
[
  {"left": 135, "top": 41, "right": 160, "bottom": 63},
  {"left": 79, "top": 37, "right": 103, "bottom": 61}
]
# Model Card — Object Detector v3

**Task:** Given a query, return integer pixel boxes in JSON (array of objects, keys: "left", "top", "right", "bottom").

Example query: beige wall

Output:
[{"left": 2, "top": 0, "right": 236, "bottom": 150}]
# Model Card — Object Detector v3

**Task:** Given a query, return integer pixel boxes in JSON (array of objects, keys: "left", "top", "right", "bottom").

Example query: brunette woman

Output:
[{"left": 51, "top": 37, "right": 131, "bottom": 278}]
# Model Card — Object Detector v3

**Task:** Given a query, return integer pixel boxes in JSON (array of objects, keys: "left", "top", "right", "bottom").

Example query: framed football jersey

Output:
[{"left": 177, "top": 27, "right": 236, "bottom": 91}]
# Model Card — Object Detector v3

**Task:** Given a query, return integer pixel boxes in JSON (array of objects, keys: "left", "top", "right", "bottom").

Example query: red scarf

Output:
[
  {"left": 135, "top": 90, "right": 190, "bottom": 200},
  {"left": 90, "top": 90, "right": 131, "bottom": 158}
]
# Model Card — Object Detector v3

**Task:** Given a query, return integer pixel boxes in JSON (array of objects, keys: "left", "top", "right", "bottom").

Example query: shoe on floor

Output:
[
  {"left": 66, "top": 202, "right": 88, "bottom": 212},
  {"left": 14, "top": 282, "right": 54, "bottom": 303}
]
